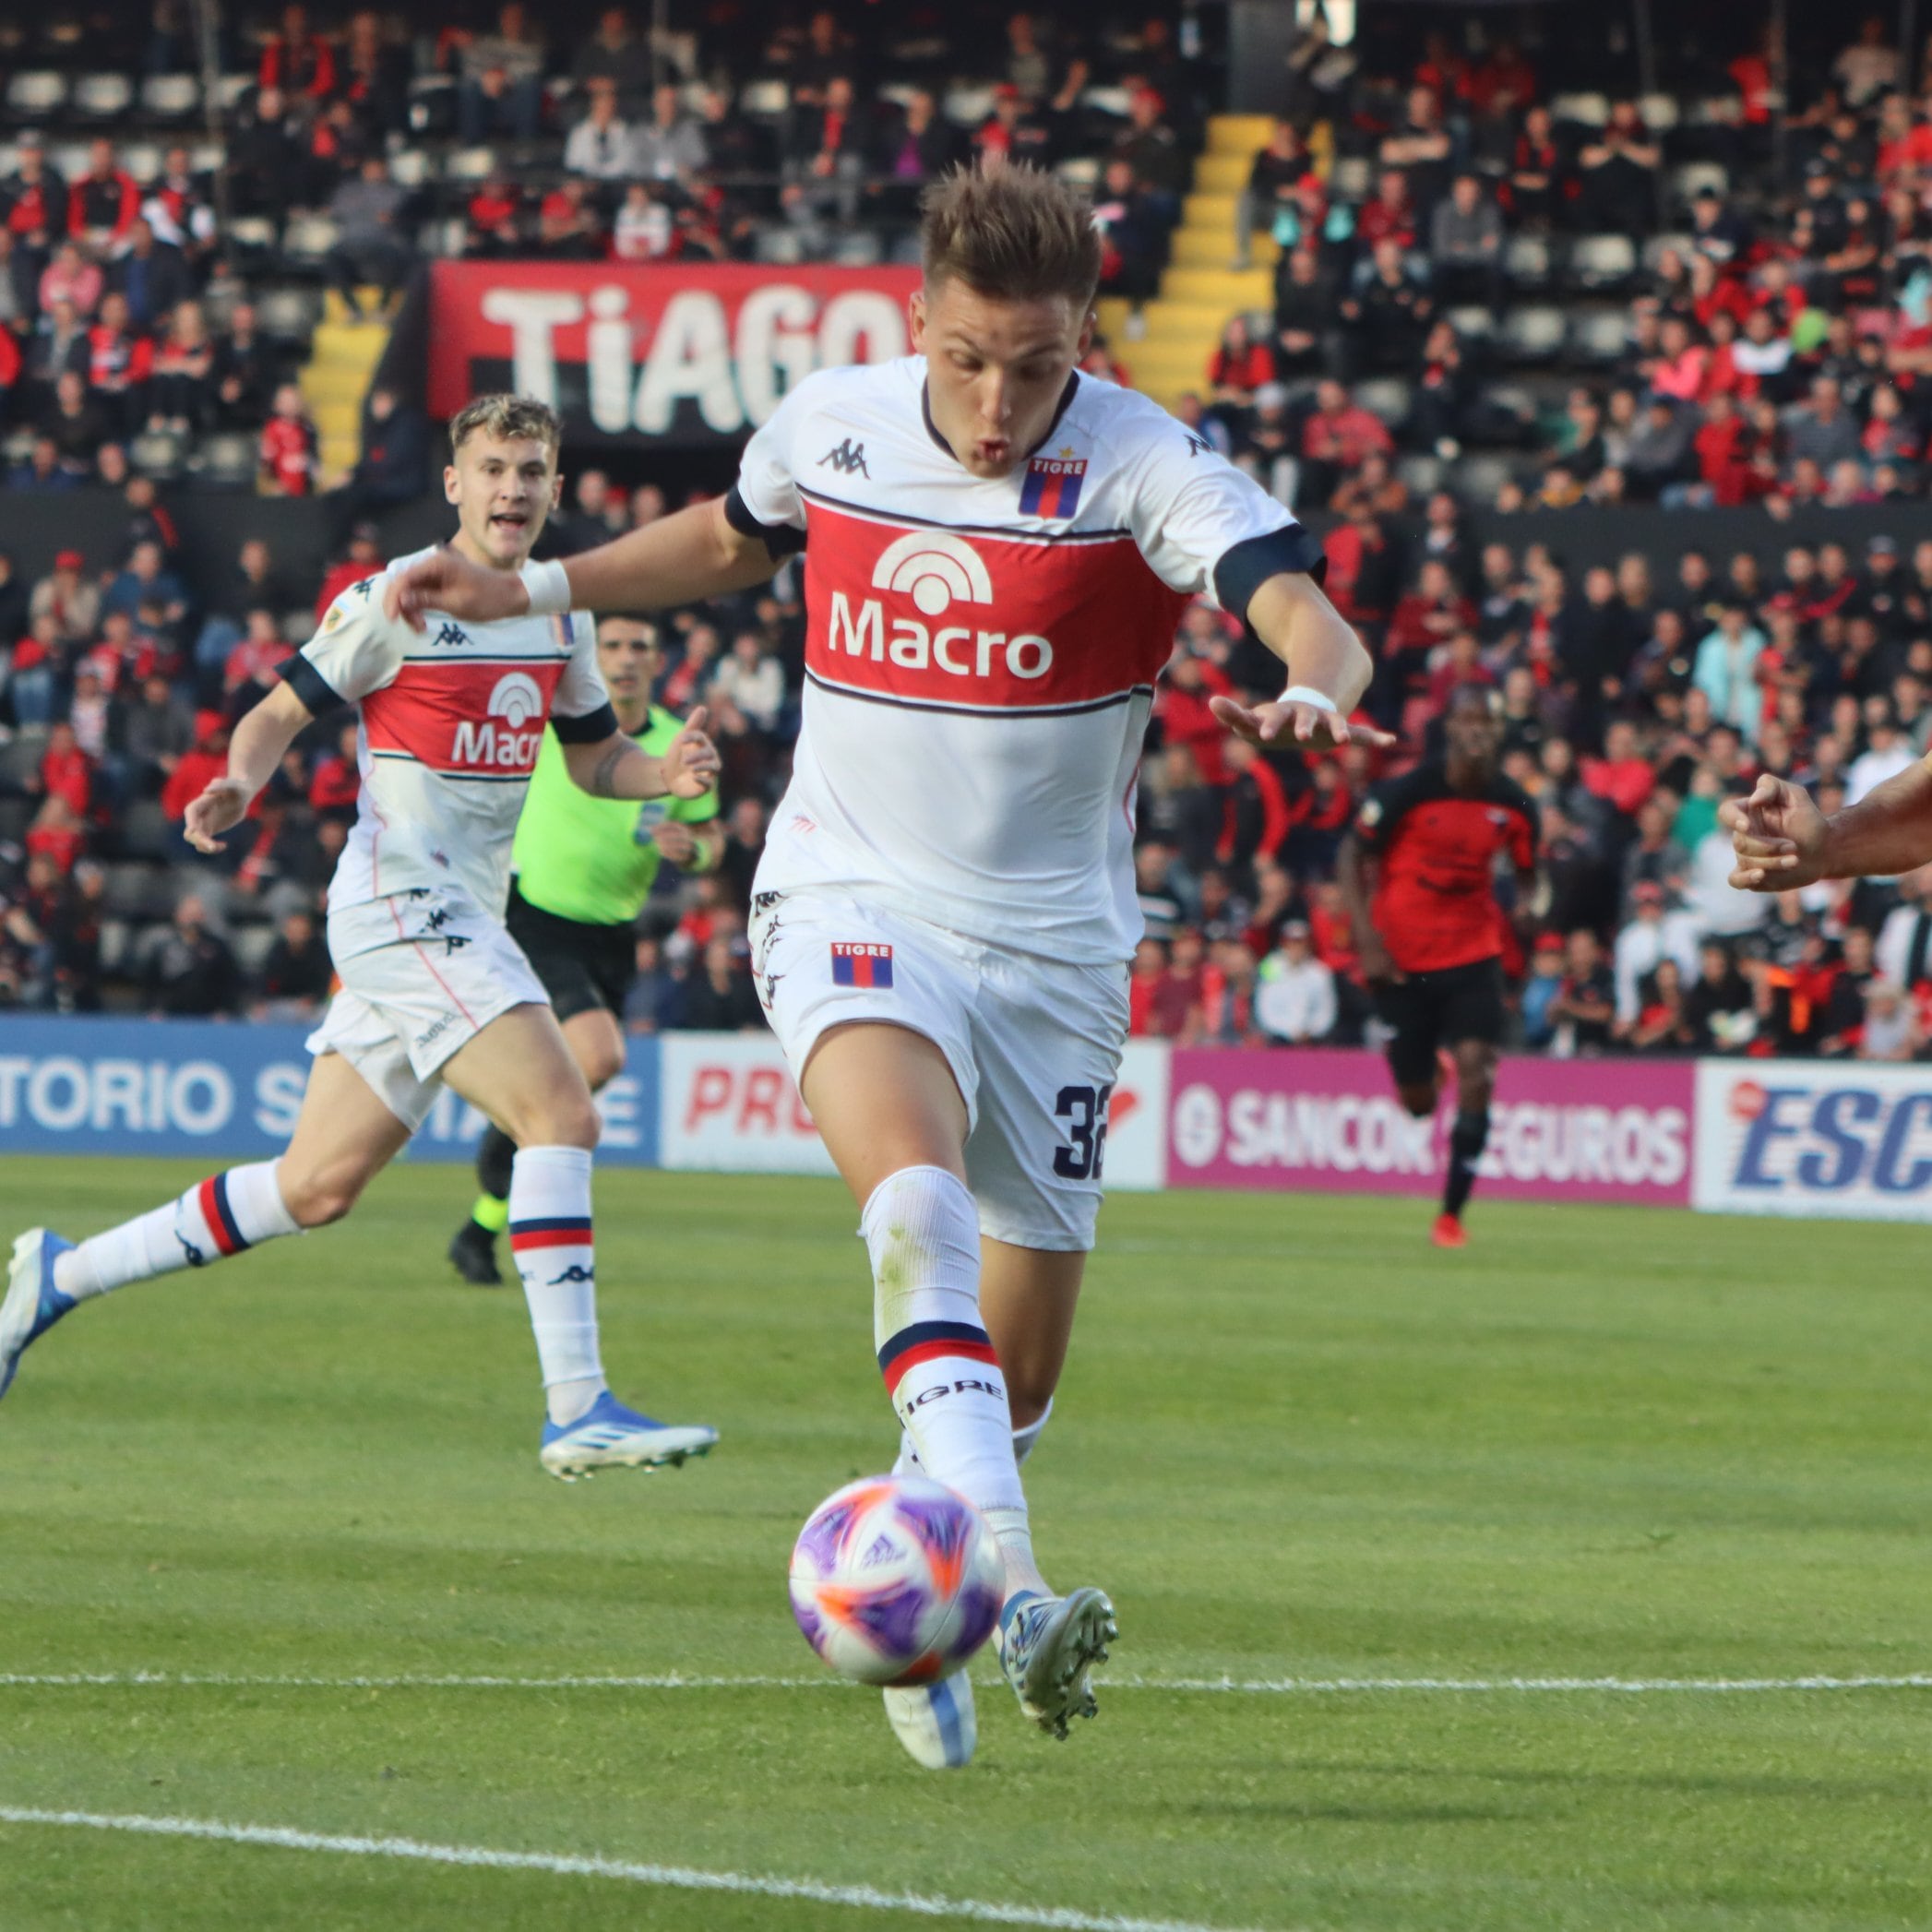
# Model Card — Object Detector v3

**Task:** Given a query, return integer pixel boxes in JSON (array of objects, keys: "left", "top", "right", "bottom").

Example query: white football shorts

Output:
[
  {"left": 750, "top": 887, "right": 1130, "bottom": 1251},
  {"left": 307, "top": 885, "right": 548, "bottom": 1131}
]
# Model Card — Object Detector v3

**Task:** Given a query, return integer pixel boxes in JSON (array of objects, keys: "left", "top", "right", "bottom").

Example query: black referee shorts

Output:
[
  {"left": 504, "top": 879, "right": 637, "bottom": 1026},
  {"left": 1374, "top": 957, "right": 1506, "bottom": 1091}
]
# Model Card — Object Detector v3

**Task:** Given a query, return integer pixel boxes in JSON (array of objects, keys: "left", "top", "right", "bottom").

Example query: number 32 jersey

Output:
[{"left": 730, "top": 357, "right": 1323, "bottom": 963}]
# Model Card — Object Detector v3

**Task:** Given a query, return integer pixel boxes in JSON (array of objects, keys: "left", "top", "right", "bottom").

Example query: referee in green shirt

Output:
[{"left": 449, "top": 614, "right": 724, "bottom": 1284}]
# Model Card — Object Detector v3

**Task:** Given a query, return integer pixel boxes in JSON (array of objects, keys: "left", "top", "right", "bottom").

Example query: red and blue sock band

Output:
[
  {"left": 197, "top": 1174, "right": 248, "bottom": 1258},
  {"left": 508, "top": 1216, "right": 594, "bottom": 1254},
  {"left": 877, "top": 1319, "right": 1000, "bottom": 1397}
]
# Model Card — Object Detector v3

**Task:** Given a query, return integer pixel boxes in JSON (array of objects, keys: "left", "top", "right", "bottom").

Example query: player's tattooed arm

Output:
[{"left": 563, "top": 708, "right": 721, "bottom": 802}]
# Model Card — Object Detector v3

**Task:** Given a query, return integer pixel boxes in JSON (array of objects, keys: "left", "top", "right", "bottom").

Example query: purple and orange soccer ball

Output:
[{"left": 789, "top": 1474, "right": 1006, "bottom": 1686}]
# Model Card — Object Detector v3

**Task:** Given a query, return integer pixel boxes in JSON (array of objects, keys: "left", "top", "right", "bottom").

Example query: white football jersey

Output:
[
  {"left": 287, "top": 546, "right": 614, "bottom": 918},
  {"left": 732, "top": 357, "right": 1322, "bottom": 961}
]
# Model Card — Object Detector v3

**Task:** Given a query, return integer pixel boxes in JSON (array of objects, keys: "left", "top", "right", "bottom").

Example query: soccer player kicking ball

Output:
[
  {"left": 3, "top": 396, "right": 721, "bottom": 1482},
  {"left": 447, "top": 614, "right": 722, "bottom": 1286},
  {"left": 384, "top": 168, "right": 1384, "bottom": 1767},
  {"left": 1337, "top": 686, "right": 1539, "bottom": 1247}
]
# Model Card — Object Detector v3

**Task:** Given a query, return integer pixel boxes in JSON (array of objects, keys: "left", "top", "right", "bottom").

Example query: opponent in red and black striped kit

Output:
[{"left": 1339, "top": 686, "right": 1539, "bottom": 1246}]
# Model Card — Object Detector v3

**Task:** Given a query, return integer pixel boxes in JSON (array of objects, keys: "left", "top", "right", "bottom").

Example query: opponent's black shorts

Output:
[
  {"left": 1374, "top": 956, "right": 1506, "bottom": 1090},
  {"left": 505, "top": 880, "right": 635, "bottom": 1025}
]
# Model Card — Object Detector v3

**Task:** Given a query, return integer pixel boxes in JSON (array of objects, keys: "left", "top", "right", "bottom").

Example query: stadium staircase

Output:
[
  {"left": 300, "top": 290, "right": 391, "bottom": 485},
  {"left": 1097, "top": 113, "right": 1317, "bottom": 415}
]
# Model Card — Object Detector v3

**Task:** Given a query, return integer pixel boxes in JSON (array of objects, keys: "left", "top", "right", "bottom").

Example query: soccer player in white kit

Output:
[
  {"left": 383, "top": 171, "right": 1385, "bottom": 1767},
  {"left": 3, "top": 396, "right": 722, "bottom": 1480}
]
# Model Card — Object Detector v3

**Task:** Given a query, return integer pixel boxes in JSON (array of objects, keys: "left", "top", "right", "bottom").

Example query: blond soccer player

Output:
[
  {"left": 382, "top": 170, "right": 1385, "bottom": 1766},
  {"left": 4, "top": 397, "right": 721, "bottom": 1480}
]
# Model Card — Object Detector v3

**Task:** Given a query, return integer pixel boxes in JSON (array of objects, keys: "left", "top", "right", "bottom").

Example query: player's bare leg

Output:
[
  {"left": 1434, "top": 1039, "right": 1497, "bottom": 1248},
  {"left": 6, "top": 1052, "right": 409, "bottom": 1401},
  {"left": 441, "top": 1001, "right": 715, "bottom": 1474},
  {"left": 805, "top": 1021, "right": 1114, "bottom": 1747},
  {"left": 453, "top": 1005, "right": 627, "bottom": 1286}
]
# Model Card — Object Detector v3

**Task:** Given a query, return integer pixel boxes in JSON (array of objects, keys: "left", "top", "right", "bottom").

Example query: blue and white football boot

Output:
[
  {"left": 996, "top": 1587, "right": 1116, "bottom": 1739},
  {"left": 883, "top": 1669, "right": 977, "bottom": 1770},
  {"left": 2, "top": 1230, "right": 77, "bottom": 1402},
  {"left": 538, "top": 1390, "right": 718, "bottom": 1481}
]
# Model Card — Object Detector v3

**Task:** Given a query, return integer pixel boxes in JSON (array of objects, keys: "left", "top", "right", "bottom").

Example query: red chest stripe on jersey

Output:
[
  {"left": 801, "top": 499, "right": 1187, "bottom": 713},
  {"left": 363, "top": 659, "right": 566, "bottom": 775}
]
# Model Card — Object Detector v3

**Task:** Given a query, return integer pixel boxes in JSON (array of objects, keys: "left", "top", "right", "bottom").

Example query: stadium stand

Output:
[{"left": 6, "top": 2, "right": 1932, "bottom": 1066}]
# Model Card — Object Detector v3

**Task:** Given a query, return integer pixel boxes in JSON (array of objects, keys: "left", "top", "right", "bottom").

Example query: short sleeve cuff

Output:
[
  {"left": 1212, "top": 522, "right": 1330, "bottom": 618},
  {"left": 281, "top": 653, "right": 342, "bottom": 715},
  {"left": 724, "top": 484, "right": 807, "bottom": 558},
  {"left": 552, "top": 700, "right": 618, "bottom": 744}
]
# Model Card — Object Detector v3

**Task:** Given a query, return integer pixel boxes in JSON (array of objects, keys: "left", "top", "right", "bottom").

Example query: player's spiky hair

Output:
[
  {"left": 920, "top": 164, "right": 1103, "bottom": 309},
  {"left": 448, "top": 393, "right": 563, "bottom": 456}
]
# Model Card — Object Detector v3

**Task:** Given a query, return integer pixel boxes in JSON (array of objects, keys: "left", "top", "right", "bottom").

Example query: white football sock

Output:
[
  {"left": 893, "top": 1394, "right": 1053, "bottom": 1475},
  {"left": 54, "top": 1162, "right": 300, "bottom": 1302},
  {"left": 508, "top": 1144, "right": 607, "bottom": 1425},
  {"left": 865, "top": 1165, "right": 1045, "bottom": 1599}
]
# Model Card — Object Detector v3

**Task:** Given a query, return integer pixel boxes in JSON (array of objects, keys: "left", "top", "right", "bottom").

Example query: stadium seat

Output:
[
  {"left": 1480, "top": 383, "right": 1539, "bottom": 439},
  {"left": 1500, "top": 304, "right": 1566, "bottom": 364},
  {"left": 942, "top": 84, "right": 996, "bottom": 126},
  {"left": 1639, "top": 92, "right": 1680, "bottom": 134},
  {"left": 0, "top": 731, "right": 49, "bottom": 792},
  {"left": 140, "top": 74, "right": 200, "bottom": 118},
  {"left": 1330, "top": 156, "right": 1372, "bottom": 201},
  {"left": 1670, "top": 161, "right": 1728, "bottom": 207},
  {"left": 282, "top": 608, "right": 316, "bottom": 646},
  {"left": 388, "top": 148, "right": 431, "bottom": 188},
  {"left": 1568, "top": 307, "right": 1630, "bottom": 364},
  {"left": 233, "top": 925, "right": 279, "bottom": 976},
  {"left": 1055, "top": 156, "right": 1099, "bottom": 189},
  {"left": 446, "top": 147, "right": 496, "bottom": 181},
  {"left": 117, "top": 800, "right": 173, "bottom": 863},
  {"left": 1568, "top": 233, "right": 1638, "bottom": 292},
  {"left": 1354, "top": 376, "right": 1411, "bottom": 426},
  {"left": 738, "top": 78, "right": 789, "bottom": 118},
  {"left": 213, "top": 72, "right": 255, "bottom": 111},
  {"left": 226, "top": 216, "right": 279, "bottom": 256},
  {"left": 120, "top": 142, "right": 162, "bottom": 184},
  {"left": 1454, "top": 452, "right": 1520, "bottom": 503},
  {"left": 1, "top": 426, "right": 35, "bottom": 468},
  {"left": 129, "top": 430, "right": 186, "bottom": 480},
  {"left": 876, "top": 81, "right": 919, "bottom": 110},
  {"left": 1446, "top": 304, "right": 1494, "bottom": 343},
  {"left": 1549, "top": 90, "right": 1608, "bottom": 128},
  {"left": 832, "top": 229, "right": 882, "bottom": 266},
  {"left": 281, "top": 216, "right": 340, "bottom": 267},
  {"left": 71, "top": 72, "right": 134, "bottom": 120},
  {"left": 1644, "top": 232, "right": 1697, "bottom": 269},
  {"left": 5, "top": 70, "right": 68, "bottom": 120},
  {"left": 752, "top": 225, "right": 805, "bottom": 264},
  {"left": 1080, "top": 85, "right": 1134, "bottom": 119},
  {"left": 196, "top": 433, "right": 258, "bottom": 488},
  {"left": 256, "top": 286, "right": 321, "bottom": 343},
  {"left": 98, "top": 916, "right": 132, "bottom": 975},
  {"left": 1395, "top": 453, "right": 1442, "bottom": 496}
]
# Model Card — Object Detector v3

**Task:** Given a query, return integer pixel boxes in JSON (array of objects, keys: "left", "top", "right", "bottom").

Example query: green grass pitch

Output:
[{"left": 2, "top": 1153, "right": 1929, "bottom": 1930}]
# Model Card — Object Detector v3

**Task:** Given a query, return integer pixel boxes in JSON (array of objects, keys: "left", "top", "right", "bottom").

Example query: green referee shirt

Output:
[{"left": 510, "top": 705, "right": 720, "bottom": 926}]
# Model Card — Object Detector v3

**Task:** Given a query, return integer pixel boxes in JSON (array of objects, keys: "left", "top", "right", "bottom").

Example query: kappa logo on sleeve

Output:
[{"left": 830, "top": 941, "right": 894, "bottom": 988}]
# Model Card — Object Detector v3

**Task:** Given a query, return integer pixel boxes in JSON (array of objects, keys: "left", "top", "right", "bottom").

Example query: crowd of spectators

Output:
[
  {"left": 8, "top": 6, "right": 1932, "bottom": 1059},
  {"left": 1192, "top": 14, "right": 1932, "bottom": 522}
]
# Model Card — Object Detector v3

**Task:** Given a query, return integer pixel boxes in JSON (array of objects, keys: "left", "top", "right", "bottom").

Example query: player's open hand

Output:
[
  {"left": 664, "top": 707, "right": 721, "bottom": 797},
  {"left": 650, "top": 820, "right": 698, "bottom": 864},
  {"left": 1720, "top": 773, "right": 1830, "bottom": 891},
  {"left": 183, "top": 777, "right": 252, "bottom": 853},
  {"left": 1208, "top": 693, "right": 1396, "bottom": 755},
  {"left": 382, "top": 548, "right": 527, "bottom": 632}
]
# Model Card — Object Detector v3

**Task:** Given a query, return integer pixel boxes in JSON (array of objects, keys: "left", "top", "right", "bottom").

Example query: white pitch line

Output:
[
  {"left": 0, "top": 1807, "right": 1271, "bottom": 1932},
  {"left": 2, "top": 1670, "right": 1930, "bottom": 1694}
]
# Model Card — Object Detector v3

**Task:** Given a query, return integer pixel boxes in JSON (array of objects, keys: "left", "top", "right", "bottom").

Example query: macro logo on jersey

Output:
[
  {"left": 804, "top": 499, "right": 1185, "bottom": 715},
  {"left": 830, "top": 941, "right": 893, "bottom": 987},
  {"left": 364, "top": 660, "right": 566, "bottom": 778},
  {"left": 1019, "top": 450, "right": 1087, "bottom": 519}
]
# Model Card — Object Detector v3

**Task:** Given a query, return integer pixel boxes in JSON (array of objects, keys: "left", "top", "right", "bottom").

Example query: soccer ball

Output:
[{"left": 788, "top": 1474, "right": 1006, "bottom": 1686}]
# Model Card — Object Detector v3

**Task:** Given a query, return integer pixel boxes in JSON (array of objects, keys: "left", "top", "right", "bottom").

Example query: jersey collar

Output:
[{"left": 919, "top": 370, "right": 1082, "bottom": 466}]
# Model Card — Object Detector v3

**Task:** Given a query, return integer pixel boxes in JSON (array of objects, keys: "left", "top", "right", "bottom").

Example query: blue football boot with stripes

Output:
[
  {"left": 2, "top": 1230, "right": 77, "bottom": 1401},
  {"left": 538, "top": 1389, "right": 718, "bottom": 1481},
  {"left": 996, "top": 1587, "right": 1117, "bottom": 1740},
  {"left": 883, "top": 1669, "right": 976, "bottom": 1770}
]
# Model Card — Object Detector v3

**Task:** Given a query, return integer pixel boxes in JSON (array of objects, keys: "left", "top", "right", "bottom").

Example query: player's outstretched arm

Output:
[
  {"left": 1723, "top": 760, "right": 1932, "bottom": 889},
  {"left": 1336, "top": 832, "right": 1400, "bottom": 984},
  {"left": 384, "top": 499, "right": 779, "bottom": 630},
  {"left": 1209, "top": 570, "right": 1394, "bottom": 753},
  {"left": 184, "top": 681, "right": 316, "bottom": 853},
  {"left": 562, "top": 707, "right": 722, "bottom": 803}
]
